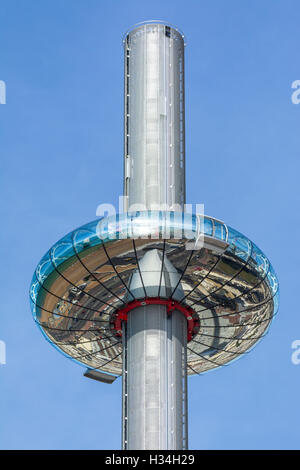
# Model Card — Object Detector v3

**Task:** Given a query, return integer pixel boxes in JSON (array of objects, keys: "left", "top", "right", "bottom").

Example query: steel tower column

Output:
[
  {"left": 122, "top": 22, "right": 187, "bottom": 450},
  {"left": 123, "top": 22, "right": 186, "bottom": 212},
  {"left": 124, "top": 305, "right": 187, "bottom": 450}
]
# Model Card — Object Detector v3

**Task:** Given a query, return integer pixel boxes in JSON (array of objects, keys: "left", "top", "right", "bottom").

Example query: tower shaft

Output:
[
  {"left": 124, "top": 22, "right": 186, "bottom": 211},
  {"left": 122, "top": 22, "right": 188, "bottom": 450},
  {"left": 123, "top": 305, "right": 187, "bottom": 450}
]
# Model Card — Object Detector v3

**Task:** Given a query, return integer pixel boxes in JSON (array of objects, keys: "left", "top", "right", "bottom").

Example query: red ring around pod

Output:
[{"left": 110, "top": 297, "right": 200, "bottom": 342}]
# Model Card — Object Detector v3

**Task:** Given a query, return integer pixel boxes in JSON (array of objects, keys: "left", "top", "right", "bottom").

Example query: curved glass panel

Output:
[
  {"left": 203, "top": 218, "right": 213, "bottom": 236},
  {"left": 30, "top": 273, "right": 41, "bottom": 303},
  {"left": 29, "top": 211, "right": 279, "bottom": 375},
  {"left": 72, "top": 224, "right": 100, "bottom": 254},
  {"left": 35, "top": 253, "right": 54, "bottom": 284},
  {"left": 266, "top": 263, "right": 279, "bottom": 295},
  {"left": 50, "top": 233, "right": 75, "bottom": 268},
  {"left": 214, "top": 220, "right": 227, "bottom": 241},
  {"left": 227, "top": 227, "right": 252, "bottom": 262},
  {"left": 249, "top": 242, "right": 269, "bottom": 277},
  {"left": 29, "top": 298, "right": 38, "bottom": 320}
]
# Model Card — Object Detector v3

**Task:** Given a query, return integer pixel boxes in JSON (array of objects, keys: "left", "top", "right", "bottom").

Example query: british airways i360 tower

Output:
[{"left": 30, "top": 21, "right": 279, "bottom": 450}]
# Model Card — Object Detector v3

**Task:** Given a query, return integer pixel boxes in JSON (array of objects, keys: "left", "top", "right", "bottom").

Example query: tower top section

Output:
[
  {"left": 123, "top": 20, "right": 186, "bottom": 45},
  {"left": 123, "top": 21, "right": 186, "bottom": 212}
]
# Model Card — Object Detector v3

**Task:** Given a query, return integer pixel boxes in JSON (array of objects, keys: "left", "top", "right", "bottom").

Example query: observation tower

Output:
[{"left": 30, "top": 21, "right": 279, "bottom": 450}]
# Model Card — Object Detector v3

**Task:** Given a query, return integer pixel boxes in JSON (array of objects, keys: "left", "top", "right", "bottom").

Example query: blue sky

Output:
[{"left": 0, "top": 0, "right": 299, "bottom": 449}]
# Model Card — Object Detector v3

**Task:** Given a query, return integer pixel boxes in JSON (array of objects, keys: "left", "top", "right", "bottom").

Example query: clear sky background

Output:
[{"left": 0, "top": 0, "right": 299, "bottom": 450}]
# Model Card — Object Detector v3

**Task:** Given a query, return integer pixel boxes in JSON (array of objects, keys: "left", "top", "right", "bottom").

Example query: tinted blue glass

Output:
[
  {"left": 227, "top": 227, "right": 252, "bottom": 261},
  {"left": 73, "top": 226, "right": 100, "bottom": 253},
  {"left": 97, "top": 213, "right": 131, "bottom": 240},
  {"left": 254, "top": 243, "right": 269, "bottom": 275},
  {"left": 29, "top": 298, "right": 37, "bottom": 320},
  {"left": 30, "top": 273, "right": 41, "bottom": 303},
  {"left": 214, "top": 221, "right": 227, "bottom": 241},
  {"left": 248, "top": 242, "right": 269, "bottom": 277},
  {"left": 266, "top": 264, "right": 279, "bottom": 295},
  {"left": 50, "top": 233, "right": 75, "bottom": 268},
  {"left": 35, "top": 252, "right": 54, "bottom": 283},
  {"left": 273, "top": 290, "right": 280, "bottom": 313},
  {"left": 29, "top": 274, "right": 43, "bottom": 319},
  {"left": 203, "top": 218, "right": 213, "bottom": 236}
]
